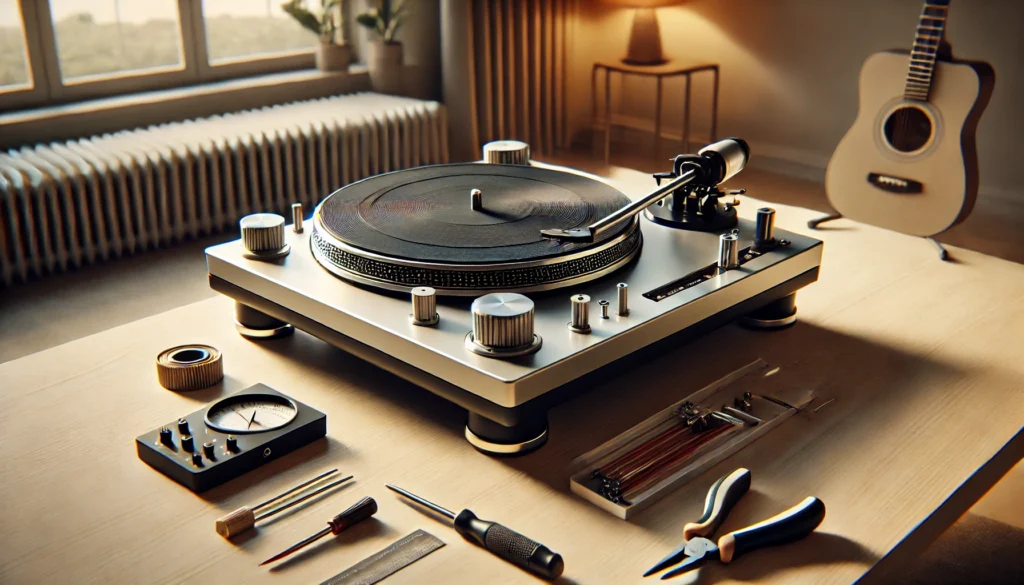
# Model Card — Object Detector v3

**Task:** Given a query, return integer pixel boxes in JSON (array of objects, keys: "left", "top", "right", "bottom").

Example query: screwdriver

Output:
[
  {"left": 260, "top": 496, "right": 378, "bottom": 566},
  {"left": 386, "top": 484, "right": 564, "bottom": 580}
]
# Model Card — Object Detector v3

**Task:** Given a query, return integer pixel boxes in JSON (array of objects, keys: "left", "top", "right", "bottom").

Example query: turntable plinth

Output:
[{"left": 207, "top": 158, "right": 822, "bottom": 454}]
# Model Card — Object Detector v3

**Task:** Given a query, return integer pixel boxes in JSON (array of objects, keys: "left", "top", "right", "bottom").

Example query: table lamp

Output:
[{"left": 604, "top": 0, "right": 682, "bottom": 66}]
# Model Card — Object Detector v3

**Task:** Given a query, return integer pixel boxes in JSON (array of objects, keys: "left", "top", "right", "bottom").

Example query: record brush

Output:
[{"left": 215, "top": 469, "right": 353, "bottom": 538}]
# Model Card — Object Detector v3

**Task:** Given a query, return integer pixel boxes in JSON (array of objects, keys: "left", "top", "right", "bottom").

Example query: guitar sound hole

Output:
[{"left": 883, "top": 106, "right": 933, "bottom": 153}]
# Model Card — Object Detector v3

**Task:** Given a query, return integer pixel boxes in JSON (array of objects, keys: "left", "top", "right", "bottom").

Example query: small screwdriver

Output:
[
  {"left": 386, "top": 484, "right": 564, "bottom": 580},
  {"left": 260, "top": 497, "right": 378, "bottom": 566}
]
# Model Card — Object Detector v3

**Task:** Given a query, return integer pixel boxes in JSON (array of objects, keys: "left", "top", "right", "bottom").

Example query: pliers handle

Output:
[{"left": 683, "top": 467, "right": 751, "bottom": 540}]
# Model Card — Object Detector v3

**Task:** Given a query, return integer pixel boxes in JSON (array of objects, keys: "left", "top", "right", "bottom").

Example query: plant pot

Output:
[
  {"left": 315, "top": 42, "right": 351, "bottom": 72},
  {"left": 367, "top": 41, "right": 403, "bottom": 94}
]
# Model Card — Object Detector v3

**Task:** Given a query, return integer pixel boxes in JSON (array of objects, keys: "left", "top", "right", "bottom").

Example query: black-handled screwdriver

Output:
[{"left": 386, "top": 484, "right": 564, "bottom": 580}]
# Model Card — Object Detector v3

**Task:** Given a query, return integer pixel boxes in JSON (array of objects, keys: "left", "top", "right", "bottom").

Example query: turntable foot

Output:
[
  {"left": 739, "top": 293, "right": 798, "bottom": 330},
  {"left": 234, "top": 302, "right": 295, "bottom": 340},
  {"left": 465, "top": 412, "right": 548, "bottom": 456}
]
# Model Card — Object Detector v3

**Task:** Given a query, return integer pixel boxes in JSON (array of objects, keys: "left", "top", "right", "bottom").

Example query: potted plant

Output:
[
  {"left": 282, "top": 0, "right": 351, "bottom": 72},
  {"left": 356, "top": 0, "right": 407, "bottom": 93}
]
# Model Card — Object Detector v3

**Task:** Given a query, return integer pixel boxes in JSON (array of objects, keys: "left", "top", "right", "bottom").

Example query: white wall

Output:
[{"left": 566, "top": 0, "right": 1022, "bottom": 206}]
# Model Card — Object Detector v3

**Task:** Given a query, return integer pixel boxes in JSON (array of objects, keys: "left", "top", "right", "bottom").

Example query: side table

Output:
[{"left": 592, "top": 61, "right": 719, "bottom": 163}]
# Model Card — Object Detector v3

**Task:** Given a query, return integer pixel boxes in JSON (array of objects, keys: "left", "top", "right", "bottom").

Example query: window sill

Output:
[{"left": 0, "top": 67, "right": 372, "bottom": 148}]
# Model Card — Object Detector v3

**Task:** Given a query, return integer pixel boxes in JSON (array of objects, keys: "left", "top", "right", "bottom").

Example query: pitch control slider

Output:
[{"left": 541, "top": 138, "right": 749, "bottom": 242}]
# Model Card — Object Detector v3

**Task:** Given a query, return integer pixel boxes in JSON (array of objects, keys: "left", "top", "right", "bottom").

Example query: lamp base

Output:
[{"left": 621, "top": 7, "right": 667, "bottom": 67}]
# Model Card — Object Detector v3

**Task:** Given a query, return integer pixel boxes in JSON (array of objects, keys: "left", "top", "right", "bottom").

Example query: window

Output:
[
  {"left": 49, "top": 0, "right": 185, "bottom": 82},
  {"left": 0, "top": 0, "right": 323, "bottom": 112},
  {"left": 202, "top": 0, "right": 313, "bottom": 63},
  {"left": 0, "top": 1, "right": 32, "bottom": 93}
]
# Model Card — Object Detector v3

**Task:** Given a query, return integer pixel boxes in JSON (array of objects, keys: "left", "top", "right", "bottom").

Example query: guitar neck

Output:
[{"left": 903, "top": 0, "right": 950, "bottom": 102}]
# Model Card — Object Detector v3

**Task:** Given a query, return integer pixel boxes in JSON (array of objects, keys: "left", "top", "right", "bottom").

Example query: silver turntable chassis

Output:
[
  {"left": 208, "top": 206, "right": 822, "bottom": 455},
  {"left": 209, "top": 266, "right": 817, "bottom": 454}
]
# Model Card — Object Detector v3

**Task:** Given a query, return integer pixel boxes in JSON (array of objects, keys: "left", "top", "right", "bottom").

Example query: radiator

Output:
[
  {"left": 470, "top": 0, "right": 574, "bottom": 156},
  {"left": 0, "top": 92, "right": 448, "bottom": 286}
]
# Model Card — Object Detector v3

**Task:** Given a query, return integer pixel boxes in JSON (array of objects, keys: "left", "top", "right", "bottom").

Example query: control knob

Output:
[
  {"left": 240, "top": 213, "right": 290, "bottom": 260},
  {"left": 466, "top": 293, "right": 542, "bottom": 358},
  {"left": 753, "top": 207, "right": 777, "bottom": 251},
  {"left": 409, "top": 287, "right": 439, "bottom": 326},
  {"left": 568, "top": 294, "right": 591, "bottom": 333},
  {"left": 482, "top": 140, "right": 531, "bottom": 165}
]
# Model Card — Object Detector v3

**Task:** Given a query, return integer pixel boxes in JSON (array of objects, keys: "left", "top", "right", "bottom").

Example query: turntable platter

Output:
[{"left": 311, "top": 164, "right": 642, "bottom": 295}]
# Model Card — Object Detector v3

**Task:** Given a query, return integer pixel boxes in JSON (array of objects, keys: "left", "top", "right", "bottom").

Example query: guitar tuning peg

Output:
[{"left": 727, "top": 189, "right": 746, "bottom": 195}]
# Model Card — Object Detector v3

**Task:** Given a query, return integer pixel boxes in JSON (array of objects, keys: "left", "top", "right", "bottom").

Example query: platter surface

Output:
[{"left": 311, "top": 164, "right": 641, "bottom": 295}]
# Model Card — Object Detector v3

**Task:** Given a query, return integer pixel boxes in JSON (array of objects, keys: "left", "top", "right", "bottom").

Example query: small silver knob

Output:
[
  {"left": 466, "top": 293, "right": 542, "bottom": 358},
  {"left": 599, "top": 300, "right": 610, "bottom": 319},
  {"left": 482, "top": 140, "right": 531, "bottom": 165},
  {"left": 568, "top": 294, "right": 591, "bottom": 333},
  {"left": 240, "top": 213, "right": 290, "bottom": 259},
  {"left": 616, "top": 283, "right": 629, "bottom": 316},
  {"left": 718, "top": 233, "right": 739, "bottom": 270},
  {"left": 291, "top": 203, "right": 304, "bottom": 233},
  {"left": 470, "top": 188, "right": 483, "bottom": 211},
  {"left": 409, "top": 286, "right": 439, "bottom": 326}
]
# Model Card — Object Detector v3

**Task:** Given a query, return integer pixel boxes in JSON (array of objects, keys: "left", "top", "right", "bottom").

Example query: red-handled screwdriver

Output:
[{"left": 259, "top": 497, "right": 378, "bottom": 566}]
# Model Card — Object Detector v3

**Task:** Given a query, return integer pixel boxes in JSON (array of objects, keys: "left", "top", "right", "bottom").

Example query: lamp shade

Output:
[{"left": 601, "top": 0, "right": 685, "bottom": 66}]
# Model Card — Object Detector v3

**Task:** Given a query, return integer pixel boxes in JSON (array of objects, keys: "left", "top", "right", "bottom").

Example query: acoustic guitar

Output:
[{"left": 825, "top": 0, "right": 994, "bottom": 237}]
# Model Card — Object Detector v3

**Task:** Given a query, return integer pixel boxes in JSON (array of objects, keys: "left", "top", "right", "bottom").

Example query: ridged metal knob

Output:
[
  {"left": 240, "top": 213, "right": 290, "bottom": 259},
  {"left": 482, "top": 140, "right": 531, "bottom": 165},
  {"left": 409, "top": 286, "right": 439, "bottom": 326},
  {"left": 466, "top": 293, "right": 542, "bottom": 358},
  {"left": 568, "top": 294, "right": 591, "bottom": 333}
]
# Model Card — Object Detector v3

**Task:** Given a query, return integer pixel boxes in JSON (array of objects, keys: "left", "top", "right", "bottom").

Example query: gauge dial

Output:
[{"left": 205, "top": 394, "right": 298, "bottom": 433}]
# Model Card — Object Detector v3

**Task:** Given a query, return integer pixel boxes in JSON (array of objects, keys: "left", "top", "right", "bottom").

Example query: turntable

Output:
[{"left": 206, "top": 139, "right": 823, "bottom": 455}]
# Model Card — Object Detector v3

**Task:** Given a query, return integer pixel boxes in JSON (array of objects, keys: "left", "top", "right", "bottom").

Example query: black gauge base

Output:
[{"left": 135, "top": 384, "right": 326, "bottom": 493}]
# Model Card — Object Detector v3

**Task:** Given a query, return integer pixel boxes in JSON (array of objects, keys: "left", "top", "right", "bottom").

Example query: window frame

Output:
[{"left": 0, "top": 0, "right": 318, "bottom": 112}]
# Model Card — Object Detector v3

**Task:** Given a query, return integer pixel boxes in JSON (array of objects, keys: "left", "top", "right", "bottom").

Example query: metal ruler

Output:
[{"left": 320, "top": 529, "right": 445, "bottom": 585}]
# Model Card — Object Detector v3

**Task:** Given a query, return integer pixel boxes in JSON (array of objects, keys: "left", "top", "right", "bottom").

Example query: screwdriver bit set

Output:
[{"left": 569, "top": 359, "right": 815, "bottom": 519}]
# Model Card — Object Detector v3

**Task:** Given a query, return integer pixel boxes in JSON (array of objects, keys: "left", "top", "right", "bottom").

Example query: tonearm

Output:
[{"left": 540, "top": 138, "right": 750, "bottom": 242}]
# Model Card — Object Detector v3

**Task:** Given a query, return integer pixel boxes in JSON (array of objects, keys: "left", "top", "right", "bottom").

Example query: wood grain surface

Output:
[{"left": 2, "top": 174, "right": 1022, "bottom": 585}]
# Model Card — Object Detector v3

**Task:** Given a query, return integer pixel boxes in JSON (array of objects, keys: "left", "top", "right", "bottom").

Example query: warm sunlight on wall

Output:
[{"left": 566, "top": 0, "right": 1021, "bottom": 198}]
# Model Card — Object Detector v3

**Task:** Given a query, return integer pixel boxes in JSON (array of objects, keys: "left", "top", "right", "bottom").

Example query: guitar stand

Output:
[{"left": 807, "top": 213, "right": 950, "bottom": 261}]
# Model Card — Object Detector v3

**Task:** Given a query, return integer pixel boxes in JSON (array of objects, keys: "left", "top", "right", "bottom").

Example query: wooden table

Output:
[
  {"left": 2, "top": 170, "right": 1022, "bottom": 585},
  {"left": 592, "top": 61, "right": 719, "bottom": 163}
]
